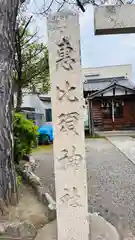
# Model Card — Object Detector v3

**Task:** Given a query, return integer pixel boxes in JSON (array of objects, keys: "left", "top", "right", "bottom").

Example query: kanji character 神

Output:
[{"left": 58, "top": 146, "right": 83, "bottom": 171}]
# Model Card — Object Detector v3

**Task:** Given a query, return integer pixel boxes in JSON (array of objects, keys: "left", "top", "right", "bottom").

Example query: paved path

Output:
[
  {"left": 108, "top": 136, "right": 135, "bottom": 165},
  {"left": 33, "top": 138, "right": 135, "bottom": 237}
]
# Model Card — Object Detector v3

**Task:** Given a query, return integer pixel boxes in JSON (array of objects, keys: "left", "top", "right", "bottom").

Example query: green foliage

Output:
[
  {"left": 16, "top": 175, "right": 22, "bottom": 185},
  {"left": 14, "top": 14, "right": 50, "bottom": 110},
  {"left": 22, "top": 43, "right": 50, "bottom": 93},
  {"left": 15, "top": 23, "right": 50, "bottom": 92},
  {"left": 13, "top": 113, "right": 38, "bottom": 164}
]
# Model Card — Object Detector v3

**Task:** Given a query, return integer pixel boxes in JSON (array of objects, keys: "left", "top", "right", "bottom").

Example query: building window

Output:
[
  {"left": 27, "top": 112, "right": 35, "bottom": 121},
  {"left": 102, "top": 102, "right": 112, "bottom": 119},
  {"left": 114, "top": 101, "right": 123, "bottom": 118},
  {"left": 46, "top": 109, "right": 52, "bottom": 122}
]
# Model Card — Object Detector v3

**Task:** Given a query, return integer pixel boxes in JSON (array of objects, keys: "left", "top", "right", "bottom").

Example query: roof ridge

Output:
[{"left": 84, "top": 76, "right": 127, "bottom": 84}]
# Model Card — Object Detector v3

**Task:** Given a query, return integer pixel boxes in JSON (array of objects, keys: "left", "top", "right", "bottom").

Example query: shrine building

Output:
[{"left": 83, "top": 64, "right": 135, "bottom": 131}]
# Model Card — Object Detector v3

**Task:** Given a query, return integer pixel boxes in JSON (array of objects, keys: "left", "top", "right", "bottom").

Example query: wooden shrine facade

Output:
[{"left": 84, "top": 78, "right": 135, "bottom": 131}]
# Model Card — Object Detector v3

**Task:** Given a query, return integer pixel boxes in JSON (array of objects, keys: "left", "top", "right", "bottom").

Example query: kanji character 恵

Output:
[{"left": 56, "top": 37, "right": 76, "bottom": 70}]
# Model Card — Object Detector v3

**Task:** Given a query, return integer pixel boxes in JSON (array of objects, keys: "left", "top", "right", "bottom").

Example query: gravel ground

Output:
[{"left": 33, "top": 139, "right": 135, "bottom": 238}]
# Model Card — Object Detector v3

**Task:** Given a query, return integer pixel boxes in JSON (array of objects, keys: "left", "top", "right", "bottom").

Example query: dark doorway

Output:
[{"left": 46, "top": 108, "right": 52, "bottom": 122}]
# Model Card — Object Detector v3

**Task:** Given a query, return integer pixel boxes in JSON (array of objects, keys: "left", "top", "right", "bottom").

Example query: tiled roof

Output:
[{"left": 83, "top": 76, "right": 135, "bottom": 91}]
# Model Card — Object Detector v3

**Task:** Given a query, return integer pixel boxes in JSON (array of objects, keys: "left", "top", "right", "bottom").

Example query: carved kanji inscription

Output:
[
  {"left": 58, "top": 146, "right": 83, "bottom": 171},
  {"left": 58, "top": 112, "right": 79, "bottom": 135},
  {"left": 96, "top": 236, "right": 109, "bottom": 240},
  {"left": 57, "top": 80, "right": 78, "bottom": 102},
  {"left": 60, "top": 187, "right": 82, "bottom": 207},
  {"left": 56, "top": 37, "right": 76, "bottom": 70}
]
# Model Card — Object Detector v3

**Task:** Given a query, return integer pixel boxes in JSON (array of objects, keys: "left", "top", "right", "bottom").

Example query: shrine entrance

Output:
[{"left": 88, "top": 80, "right": 135, "bottom": 131}]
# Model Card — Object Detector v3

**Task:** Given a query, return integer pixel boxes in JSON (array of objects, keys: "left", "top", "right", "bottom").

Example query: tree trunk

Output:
[
  {"left": 16, "top": 80, "right": 22, "bottom": 112},
  {"left": 15, "top": 25, "right": 23, "bottom": 112},
  {"left": 0, "top": 0, "right": 19, "bottom": 214}
]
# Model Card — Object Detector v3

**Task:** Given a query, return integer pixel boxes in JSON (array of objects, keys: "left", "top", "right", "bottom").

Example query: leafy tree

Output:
[{"left": 14, "top": 15, "right": 50, "bottom": 111}]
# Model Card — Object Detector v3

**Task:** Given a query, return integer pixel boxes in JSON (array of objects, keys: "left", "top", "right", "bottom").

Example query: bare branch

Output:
[
  {"left": 32, "top": 0, "right": 135, "bottom": 17},
  {"left": 20, "top": 16, "right": 33, "bottom": 39},
  {"left": 39, "top": 0, "right": 55, "bottom": 15},
  {"left": 21, "top": 31, "right": 37, "bottom": 48},
  {"left": 57, "top": 0, "right": 66, "bottom": 11}
]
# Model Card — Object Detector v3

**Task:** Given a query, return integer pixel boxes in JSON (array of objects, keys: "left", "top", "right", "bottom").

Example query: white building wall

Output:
[
  {"left": 42, "top": 101, "right": 52, "bottom": 110},
  {"left": 22, "top": 94, "right": 45, "bottom": 115},
  {"left": 103, "top": 89, "right": 113, "bottom": 96},
  {"left": 103, "top": 88, "right": 124, "bottom": 96},
  {"left": 83, "top": 64, "right": 132, "bottom": 81},
  {"left": 114, "top": 88, "right": 126, "bottom": 96}
]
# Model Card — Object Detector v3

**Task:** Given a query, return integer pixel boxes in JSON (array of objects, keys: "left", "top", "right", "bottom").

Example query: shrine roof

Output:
[
  {"left": 87, "top": 80, "right": 135, "bottom": 100},
  {"left": 83, "top": 76, "right": 135, "bottom": 92}
]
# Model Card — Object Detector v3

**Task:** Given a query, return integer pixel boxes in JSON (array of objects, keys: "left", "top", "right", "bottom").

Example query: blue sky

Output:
[{"left": 27, "top": 0, "right": 135, "bottom": 81}]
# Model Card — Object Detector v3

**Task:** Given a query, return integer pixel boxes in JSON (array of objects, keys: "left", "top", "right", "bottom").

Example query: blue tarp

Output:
[{"left": 38, "top": 123, "right": 53, "bottom": 142}]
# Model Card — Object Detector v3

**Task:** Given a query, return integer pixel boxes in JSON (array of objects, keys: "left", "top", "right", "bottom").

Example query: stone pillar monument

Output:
[{"left": 47, "top": 11, "right": 89, "bottom": 240}]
